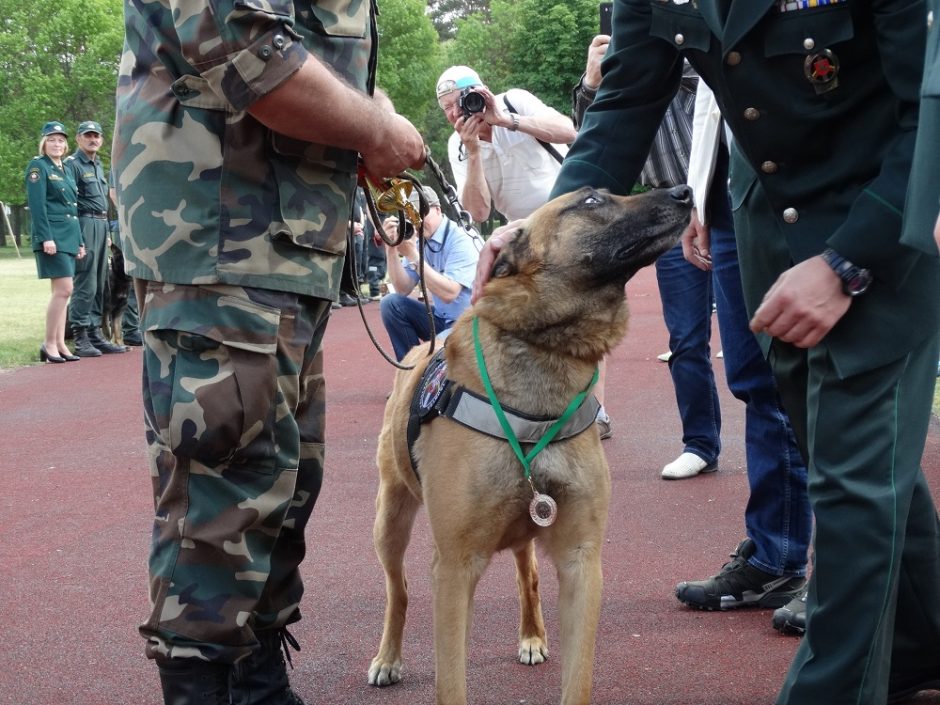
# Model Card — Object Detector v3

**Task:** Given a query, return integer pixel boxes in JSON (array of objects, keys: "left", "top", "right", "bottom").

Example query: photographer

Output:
[
  {"left": 436, "top": 66, "right": 576, "bottom": 223},
  {"left": 380, "top": 186, "right": 480, "bottom": 360}
]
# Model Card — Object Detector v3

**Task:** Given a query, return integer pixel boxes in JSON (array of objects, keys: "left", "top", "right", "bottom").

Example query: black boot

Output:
[
  {"left": 86, "top": 326, "right": 126, "bottom": 354},
  {"left": 157, "top": 658, "right": 231, "bottom": 705},
  {"left": 72, "top": 328, "right": 102, "bottom": 357},
  {"left": 230, "top": 628, "right": 305, "bottom": 705}
]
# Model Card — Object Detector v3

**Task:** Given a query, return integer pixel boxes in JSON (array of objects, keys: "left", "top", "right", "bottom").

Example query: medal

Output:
[
  {"left": 529, "top": 491, "right": 557, "bottom": 527},
  {"left": 804, "top": 49, "right": 840, "bottom": 94}
]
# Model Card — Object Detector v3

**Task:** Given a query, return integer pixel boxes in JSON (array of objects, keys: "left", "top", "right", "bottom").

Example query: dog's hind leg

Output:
[
  {"left": 368, "top": 475, "right": 421, "bottom": 687},
  {"left": 514, "top": 540, "right": 549, "bottom": 665}
]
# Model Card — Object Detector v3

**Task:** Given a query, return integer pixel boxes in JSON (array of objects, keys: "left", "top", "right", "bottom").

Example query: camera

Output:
[
  {"left": 459, "top": 87, "right": 486, "bottom": 119},
  {"left": 402, "top": 220, "right": 415, "bottom": 240}
]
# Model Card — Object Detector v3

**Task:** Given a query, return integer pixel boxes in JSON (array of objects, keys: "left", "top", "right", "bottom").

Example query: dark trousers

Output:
[
  {"left": 774, "top": 331, "right": 940, "bottom": 705},
  {"left": 69, "top": 217, "right": 108, "bottom": 329}
]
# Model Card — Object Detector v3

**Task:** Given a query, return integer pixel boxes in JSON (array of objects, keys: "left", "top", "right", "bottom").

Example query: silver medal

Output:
[{"left": 529, "top": 492, "right": 557, "bottom": 527}]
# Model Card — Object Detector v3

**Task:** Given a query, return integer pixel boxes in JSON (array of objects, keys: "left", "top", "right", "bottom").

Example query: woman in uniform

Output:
[{"left": 26, "top": 121, "right": 85, "bottom": 363}]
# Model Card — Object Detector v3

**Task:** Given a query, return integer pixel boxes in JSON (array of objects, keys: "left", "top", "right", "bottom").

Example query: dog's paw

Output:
[
  {"left": 518, "top": 637, "right": 549, "bottom": 666},
  {"left": 368, "top": 657, "right": 402, "bottom": 687}
]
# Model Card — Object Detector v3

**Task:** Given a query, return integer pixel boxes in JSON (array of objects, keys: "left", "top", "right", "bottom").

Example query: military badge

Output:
[
  {"left": 28, "top": 169, "right": 40, "bottom": 182},
  {"left": 804, "top": 49, "right": 840, "bottom": 94}
]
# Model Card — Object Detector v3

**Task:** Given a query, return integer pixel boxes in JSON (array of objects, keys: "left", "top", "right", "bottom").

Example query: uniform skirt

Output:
[{"left": 34, "top": 250, "right": 76, "bottom": 279}]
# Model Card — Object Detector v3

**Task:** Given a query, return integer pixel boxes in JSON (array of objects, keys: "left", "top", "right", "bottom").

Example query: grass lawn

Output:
[
  {"left": 1, "top": 244, "right": 938, "bottom": 417},
  {"left": 0, "top": 245, "right": 50, "bottom": 368}
]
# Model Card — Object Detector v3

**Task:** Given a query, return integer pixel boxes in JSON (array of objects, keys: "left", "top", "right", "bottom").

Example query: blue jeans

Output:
[
  {"left": 658, "top": 188, "right": 811, "bottom": 577},
  {"left": 380, "top": 293, "right": 451, "bottom": 361}
]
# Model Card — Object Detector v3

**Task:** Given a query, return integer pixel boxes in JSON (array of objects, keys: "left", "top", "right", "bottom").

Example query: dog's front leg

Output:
[
  {"left": 514, "top": 541, "right": 548, "bottom": 665},
  {"left": 431, "top": 548, "right": 487, "bottom": 705},
  {"left": 551, "top": 539, "right": 603, "bottom": 705}
]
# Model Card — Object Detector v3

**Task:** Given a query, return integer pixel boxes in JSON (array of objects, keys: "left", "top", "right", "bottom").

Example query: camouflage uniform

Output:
[{"left": 112, "top": 0, "right": 375, "bottom": 664}]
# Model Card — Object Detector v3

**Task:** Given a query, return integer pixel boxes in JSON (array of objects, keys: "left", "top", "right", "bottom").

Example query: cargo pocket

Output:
[{"left": 143, "top": 286, "right": 281, "bottom": 474}]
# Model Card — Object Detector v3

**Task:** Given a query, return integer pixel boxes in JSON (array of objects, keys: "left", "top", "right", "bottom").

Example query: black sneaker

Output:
[
  {"left": 772, "top": 587, "right": 807, "bottom": 635},
  {"left": 675, "top": 538, "right": 806, "bottom": 611}
]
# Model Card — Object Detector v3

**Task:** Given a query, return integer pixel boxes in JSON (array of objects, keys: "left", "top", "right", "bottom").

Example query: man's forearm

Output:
[
  {"left": 385, "top": 250, "right": 416, "bottom": 295},
  {"left": 460, "top": 153, "right": 492, "bottom": 223},
  {"left": 419, "top": 265, "right": 462, "bottom": 304}
]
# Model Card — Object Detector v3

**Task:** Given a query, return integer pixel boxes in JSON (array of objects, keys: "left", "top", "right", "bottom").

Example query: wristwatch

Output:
[{"left": 820, "top": 247, "right": 872, "bottom": 297}]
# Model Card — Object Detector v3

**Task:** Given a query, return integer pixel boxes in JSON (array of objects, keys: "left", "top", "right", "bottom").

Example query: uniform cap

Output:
[
  {"left": 41, "top": 121, "right": 67, "bottom": 137},
  {"left": 436, "top": 66, "right": 482, "bottom": 98},
  {"left": 77, "top": 120, "right": 103, "bottom": 135}
]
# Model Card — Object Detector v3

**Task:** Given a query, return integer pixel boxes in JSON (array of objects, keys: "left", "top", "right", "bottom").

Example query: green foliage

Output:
[
  {"left": 0, "top": 0, "right": 123, "bottom": 205},
  {"left": 376, "top": 0, "right": 442, "bottom": 120}
]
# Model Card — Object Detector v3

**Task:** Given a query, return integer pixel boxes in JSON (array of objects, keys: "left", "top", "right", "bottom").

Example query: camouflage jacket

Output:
[{"left": 112, "top": 0, "right": 377, "bottom": 299}]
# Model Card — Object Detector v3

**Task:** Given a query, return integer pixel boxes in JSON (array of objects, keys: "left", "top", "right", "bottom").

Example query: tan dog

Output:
[{"left": 368, "top": 185, "right": 693, "bottom": 705}]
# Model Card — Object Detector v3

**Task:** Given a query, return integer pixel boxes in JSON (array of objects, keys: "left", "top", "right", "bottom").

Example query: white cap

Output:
[{"left": 436, "top": 66, "right": 482, "bottom": 98}]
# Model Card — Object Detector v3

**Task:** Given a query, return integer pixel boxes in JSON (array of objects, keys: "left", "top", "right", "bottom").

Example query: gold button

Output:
[
  {"left": 761, "top": 161, "right": 778, "bottom": 174},
  {"left": 783, "top": 208, "right": 799, "bottom": 224},
  {"left": 744, "top": 107, "right": 760, "bottom": 120},
  {"left": 803, "top": 38, "right": 816, "bottom": 51},
  {"left": 726, "top": 51, "right": 741, "bottom": 66},
  {"left": 675, "top": 33, "right": 685, "bottom": 45}
]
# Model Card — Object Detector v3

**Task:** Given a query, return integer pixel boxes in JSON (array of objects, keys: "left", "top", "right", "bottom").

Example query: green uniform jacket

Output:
[
  {"left": 903, "top": 0, "right": 940, "bottom": 255},
  {"left": 553, "top": 0, "right": 940, "bottom": 379},
  {"left": 25, "top": 155, "right": 82, "bottom": 254},
  {"left": 65, "top": 149, "right": 109, "bottom": 215},
  {"left": 112, "top": 0, "right": 376, "bottom": 300}
]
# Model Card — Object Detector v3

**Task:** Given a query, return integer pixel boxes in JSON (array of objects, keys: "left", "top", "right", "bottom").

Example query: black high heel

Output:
[
  {"left": 39, "top": 345, "right": 66, "bottom": 363},
  {"left": 60, "top": 350, "right": 80, "bottom": 362}
]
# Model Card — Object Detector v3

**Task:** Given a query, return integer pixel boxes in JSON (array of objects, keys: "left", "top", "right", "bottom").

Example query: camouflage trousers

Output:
[{"left": 137, "top": 281, "right": 331, "bottom": 663}]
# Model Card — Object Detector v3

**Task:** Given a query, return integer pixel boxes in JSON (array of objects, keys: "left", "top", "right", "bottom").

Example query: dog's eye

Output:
[{"left": 583, "top": 194, "right": 602, "bottom": 206}]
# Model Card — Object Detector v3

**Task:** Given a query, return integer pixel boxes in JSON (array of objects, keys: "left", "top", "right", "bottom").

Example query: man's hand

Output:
[
  {"left": 680, "top": 207, "right": 712, "bottom": 271},
  {"left": 470, "top": 219, "right": 526, "bottom": 303},
  {"left": 360, "top": 113, "right": 426, "bottom": 180},
  {"left": 584, "top": 35, "right": 611, "bottom": 90},
  {"left": 750, "top": 256, "right": 851, "bottom": 348}
]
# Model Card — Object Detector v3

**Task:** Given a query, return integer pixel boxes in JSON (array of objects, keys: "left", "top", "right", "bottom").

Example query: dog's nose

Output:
[{"left": 668, "top": 185, "right": 693, "bottom": 206}]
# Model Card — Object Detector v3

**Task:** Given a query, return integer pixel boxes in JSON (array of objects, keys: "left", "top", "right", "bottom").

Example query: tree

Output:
[
  {"left": 0, "top": 0, "right": 123, "bottom": 207},
  {"left": 427, "top": 0, "right": 491, "bottom": 40}
]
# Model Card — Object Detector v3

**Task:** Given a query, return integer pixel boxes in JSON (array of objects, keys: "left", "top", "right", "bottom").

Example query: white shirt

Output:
[{"left": 447, "top": 88, "right": 568, "bottom": 221}]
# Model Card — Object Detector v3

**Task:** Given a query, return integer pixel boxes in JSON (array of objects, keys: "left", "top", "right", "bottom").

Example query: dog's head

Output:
[{"left": 474, "top": 186, "right": 692, "bottom": 356}]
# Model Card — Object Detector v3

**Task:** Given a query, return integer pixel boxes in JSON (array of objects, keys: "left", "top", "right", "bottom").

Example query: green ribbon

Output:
[{"left": 472, "top": 316, "right": 599, "bottom": 479}]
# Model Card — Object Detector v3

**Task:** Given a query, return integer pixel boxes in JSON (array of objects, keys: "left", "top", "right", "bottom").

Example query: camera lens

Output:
[
  {"left": 403, "top": 221, "right": 415, "bottom": 239},
  {"left": 459, "top": 88, "right": 486, "bottom": 117}
]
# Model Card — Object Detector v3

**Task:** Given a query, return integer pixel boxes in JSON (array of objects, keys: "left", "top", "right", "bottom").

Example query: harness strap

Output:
[{"left": 405, "top": 348, "right": 601, "bottom": 484}]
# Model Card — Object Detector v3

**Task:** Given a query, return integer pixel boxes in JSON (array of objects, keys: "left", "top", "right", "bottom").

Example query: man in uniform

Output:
[
  {"left": 478, "top": 1, "right": 940, "bottom": 703},
  {"left": 66, "top": 121, "right": 125, "bottom": 356},
  {"left": 111, "top": 1, "right": 425, "bottom": 703}
]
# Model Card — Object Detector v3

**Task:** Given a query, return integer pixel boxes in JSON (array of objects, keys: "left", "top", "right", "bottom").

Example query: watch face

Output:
[{"left": 845, "top": 270, "right": 872, "bottom": 296}]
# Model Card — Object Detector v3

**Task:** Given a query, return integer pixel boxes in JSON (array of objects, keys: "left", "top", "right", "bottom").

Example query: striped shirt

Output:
[{"left": 640, "top": 61, "right": 698, "bottom": 189}]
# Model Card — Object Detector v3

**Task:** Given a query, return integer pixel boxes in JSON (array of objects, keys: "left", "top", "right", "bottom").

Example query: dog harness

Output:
[{"left": 406, "top": 347, "right": 601, "bottom": 481}]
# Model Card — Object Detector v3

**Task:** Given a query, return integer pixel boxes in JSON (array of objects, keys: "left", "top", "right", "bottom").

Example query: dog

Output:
[
  {"left": 368, "top": 185, "right": 693, "bottom": 705},
  {"left": 100, "top": 243, "right": 130, "bottom": 345}
]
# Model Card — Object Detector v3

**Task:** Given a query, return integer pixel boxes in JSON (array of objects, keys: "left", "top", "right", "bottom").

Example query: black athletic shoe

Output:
[
  {"left": 772, "top": 587, "right": 807, "bottom": 635},
  {"left": 675, "top": 538, "right": 806, "bottom": 611}
]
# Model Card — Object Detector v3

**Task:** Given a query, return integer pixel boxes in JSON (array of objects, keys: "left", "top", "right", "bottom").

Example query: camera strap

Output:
[{"left": 502, "top": 96, "right": 565, "bottom": 165}]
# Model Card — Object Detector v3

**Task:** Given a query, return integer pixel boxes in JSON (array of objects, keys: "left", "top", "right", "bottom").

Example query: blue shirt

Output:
[{"left": 403, "top": 216, "right": 480, "bottom": 325}]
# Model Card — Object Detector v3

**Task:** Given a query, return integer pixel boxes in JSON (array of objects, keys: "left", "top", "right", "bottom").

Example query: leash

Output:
[{"left": 350, "top": 150, "right": 472, "bottom": 371}]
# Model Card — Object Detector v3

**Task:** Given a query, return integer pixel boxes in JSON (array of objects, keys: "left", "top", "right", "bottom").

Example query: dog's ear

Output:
[{"left": 492, "top": 227, "right": 530, "bottom": 279}]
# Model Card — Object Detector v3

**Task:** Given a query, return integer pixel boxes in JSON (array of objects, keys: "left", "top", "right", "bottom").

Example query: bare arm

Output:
[{"left": 249, "top": 55, "right": 425, "bottom": 179}]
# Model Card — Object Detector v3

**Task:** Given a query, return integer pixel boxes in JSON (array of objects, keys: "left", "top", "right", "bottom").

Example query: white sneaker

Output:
[
  {"left": 661, "top": 452, "right": 717, "bottom": 480},
  {"left": 595, "top": 408, "right": 612, "bottom": 440},
  {"left": 657, "top": 351, "right": 672, "bottom": 363}
]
